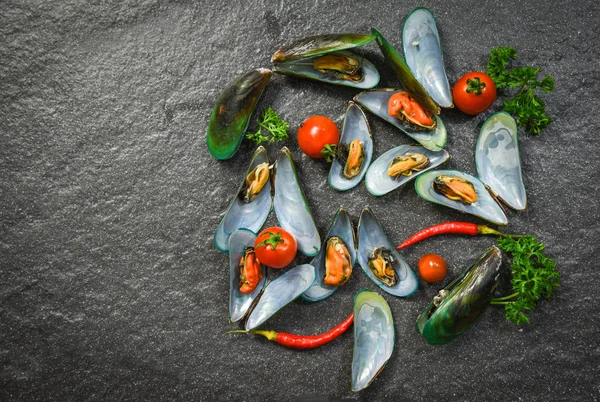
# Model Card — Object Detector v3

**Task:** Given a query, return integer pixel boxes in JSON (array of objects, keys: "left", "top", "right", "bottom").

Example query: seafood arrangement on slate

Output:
[{"left": 210, "top": 6, "right": 559, "bottom": 392}]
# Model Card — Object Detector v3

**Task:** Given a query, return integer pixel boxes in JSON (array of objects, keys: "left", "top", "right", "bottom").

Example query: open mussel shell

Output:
[
  {"left": 214, "top": 147, "right": 272, "bottom": 252},
  {"left": 365, "top": 145, "right": 450, "bottom": 196},
  {"left": 302, "top": 208, "right": 356, "bottom": 302},
  {"left": 228, "top": 229, "right": 267, "bottom": 323},
  {"left": 402, "top": 8, "right": 453, "bottom": 108},
  {"left": 271, "top": 33, "right": 379, "bottom": 89},
  {"left": 357, "top": 208, "right": 418, "bottom": 296},
  {"left": 273, "top": 50, "right": 379, "bottom": 89},
  {"left": 476, "top": 112, "right": 527, "bottom": 210},
  {"left": 416, "top": 246, "right": 502, "bottom": 345},
  {"left": 354, "top": 89, "right": 447, "bottom": 151},
  {"left": 371, "top": 28, "right": 439, "bottom": 115},
  {"left": 245, "top": 264, "right": 316, "bottom": 331},
  {"left": 274, "top": 147, "right": 321, "bottom": 256},
  {"left": 351, "top": 289, "right": 394, "bottom": 392},
  {"left": 207, "top": 68, "right": 271, "bottom": 160},
  {"left": 328, "top": 102, "right": 373, "bottom": 191},
  {"left": 414, "top": 169, "right": 508, "bottom": 225}
]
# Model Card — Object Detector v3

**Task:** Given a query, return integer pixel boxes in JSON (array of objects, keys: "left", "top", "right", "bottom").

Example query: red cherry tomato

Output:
[
  {"left": 254, "top": 227, "right": 297, "bottom": 269},
  {"left": 453, "top": 72, "right": 497, "bottom": 115},
  {"left": 418, "top": 254, "right": 447, "bottom": 283},
  {"left": 297, "top": 116, "right": 340, "bottom": 159}
]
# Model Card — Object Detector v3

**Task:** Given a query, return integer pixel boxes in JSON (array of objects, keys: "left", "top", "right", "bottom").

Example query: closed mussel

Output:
[
  {"left": 416, "top": 246, "right": 502, "bottom": 345},
  {"left": 272, "top": 33, "right": 380, "bottom": 88},
  {"left": 207, "top": 68, "right": 271, "bottom": 160}
]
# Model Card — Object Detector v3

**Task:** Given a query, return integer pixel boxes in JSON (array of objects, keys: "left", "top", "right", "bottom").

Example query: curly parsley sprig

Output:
[
  {"left": 491, "top": 235, "right": 560, "bottom": 325},
  {"left": 246, "top": 107, "right": 289, "bottom": 145},
  {"left": 486, "top": 47, "right": 555, "bottom": 135}
]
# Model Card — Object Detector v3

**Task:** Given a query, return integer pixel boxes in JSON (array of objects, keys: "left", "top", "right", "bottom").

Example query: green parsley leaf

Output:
[
  {"left": 486, "top": 46, "right": 516, "bottom": 89},
  {"left": 486, "top": 47, "right": 554, "bottom": 135},
  {"left": 246, "top": 107, "right": 289, "bottom": 145},
  {"left": 491, "top": 235, "right": 560, "bottom": 325}
]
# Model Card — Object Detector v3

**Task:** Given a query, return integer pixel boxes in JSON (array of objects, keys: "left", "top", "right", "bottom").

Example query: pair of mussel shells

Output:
[
  {"left": 228, "top": 227, "right": 316, "bottom": 329},
  {"left": 303, "top": 206, "right": 419, "bottom": 303},
  {"left": 415, "top": 112, "right": 527, "bottom": 225},
  {"left": 217, "top": 146, "right": 318, "bottom": 329},
  {"left": 214, "top": 146, "right": 320, "bottom": 256}
]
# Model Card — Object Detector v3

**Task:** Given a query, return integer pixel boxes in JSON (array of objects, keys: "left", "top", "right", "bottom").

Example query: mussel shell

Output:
[
  {"left": 272, "top": 33, "right": 376, "bottom": 63},
  {"left": 273, "top": 50, "right": 380, "bottom": 89},
  {"left": 207, "top": 68, "right": 271, "bottom": 160},
  {"left": 302, "top": 208, "right": 356, "bottom": 302},
  {"left": 476, "top": 112, "right": 527, "bottom": 210},
  {"left": 402, "top": 8, "right": 453, "bottom": 108},
  {"left": 228, "top": 229, "right": 267, "bottom": 323},
  {"left": 371, "top": 28, "right": 439, "bottom": 116},
  {"left": 365, "top": 145, "right": 450, "bottom": 196},
  {"left": 357, "top": 208, "right": 418, "bottom": 296},
  {"left": 414, "top": 169, "right": 508, "bottom": 225},
  {"left": 274, "top": 147, "right": 321, "bottom": 256},
  {"left": 351, "top": 289, "right": 394, "bottom": 392},
  {"left": 214, "top": 147, "right": 272, "bottom": 252},
  {"left": 354, "top": 89, "right": 447, "bottom": 151},
  {"left": 415, "top": 246, "right": 502, "bottom": 345},
  {"left": 245, "top": 264, "right": 316, "bottom": 331},
  {"left": 329, "top": 102, "right": 373, "bottom": 191}
]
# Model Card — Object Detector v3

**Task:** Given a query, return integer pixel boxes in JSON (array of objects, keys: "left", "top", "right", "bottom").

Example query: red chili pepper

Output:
[
  {"left": 227, "top": 313, "right": 354, "bottom": 349},
  {"left": 397, "top": 222, "right": 505, "bottom": 249}
]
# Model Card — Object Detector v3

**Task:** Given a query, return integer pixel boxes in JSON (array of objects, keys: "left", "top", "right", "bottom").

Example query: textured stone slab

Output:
[{"left": 1, "top": 0, "right": 599, "bottom": 400}]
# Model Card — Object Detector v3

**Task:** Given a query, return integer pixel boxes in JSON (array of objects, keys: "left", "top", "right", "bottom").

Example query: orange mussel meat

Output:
[
  {"left": 239, "top": 248, "right": 264, "bottom": 294},
  {"left": 388, "top": 91, "right": 436, "bottom": 130},
  {"left": 324, "top": 237, "right": 353, "bottom": 286}
]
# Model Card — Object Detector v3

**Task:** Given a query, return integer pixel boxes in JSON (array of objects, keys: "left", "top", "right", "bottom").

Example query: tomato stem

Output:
[
  {"left": 321, "top": 144, "right": 337, "bottom": 163},
  {"left": 466, "top": 77, "right": 486, "bottom": 95},
  {"left": 255, "top": 231, "right": 284, "bottom": 250}
]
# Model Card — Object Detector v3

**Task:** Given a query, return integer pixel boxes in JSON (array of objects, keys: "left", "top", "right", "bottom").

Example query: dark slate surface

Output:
[{"left": 1, "top": 0, "right": 599, "bottom": 400}]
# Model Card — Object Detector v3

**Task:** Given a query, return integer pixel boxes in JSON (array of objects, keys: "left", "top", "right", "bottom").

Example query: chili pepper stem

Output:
[
  {"left": 225, "top": 329, "right": 279, "bottom": 342},
  {"left": 477, "top": 225, "right": 506, "bottom": 236},
  {"left": 249, "top": 329, "right": 278, "bottom": 342}
]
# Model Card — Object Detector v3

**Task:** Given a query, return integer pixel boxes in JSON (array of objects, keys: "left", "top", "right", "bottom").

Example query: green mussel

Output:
[
  {"left": 416, "top": 246, "right": 502, "bottom": 345},
  {"left": 207, "top": 68, "right": 271, "bottom": 160}
]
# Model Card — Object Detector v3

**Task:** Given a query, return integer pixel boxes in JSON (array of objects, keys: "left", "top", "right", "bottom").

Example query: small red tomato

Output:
[
  {"left": 453, "top": 72, "right": 497, "bottom": 115},
  {"left": 254, "top": 227, "right": 297, "bottom": 269},
  {"left": 418, "top": 254, "right": 447, "bottom": 283},
  {"left": 297, "top": 115, "right": 340, "bottom": 160}
]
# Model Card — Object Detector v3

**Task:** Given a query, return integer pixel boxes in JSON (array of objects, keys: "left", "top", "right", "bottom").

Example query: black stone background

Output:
[{"left": 1, "top": 0, "right": 599, "bottom": 401}]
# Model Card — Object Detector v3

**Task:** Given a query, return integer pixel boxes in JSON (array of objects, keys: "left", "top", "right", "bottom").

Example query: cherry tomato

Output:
[
  {"left": 254, "top": 227, "right": 297, "bottom": 269},
  {"left": 453, "top": 72, "right": 497, "bottom": 115},
  {"left": 418, "top": 254, "right": 447, "bottom": 283},
  {"left": 297, "top": 115, "right": 340, "bottom": 160}
]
